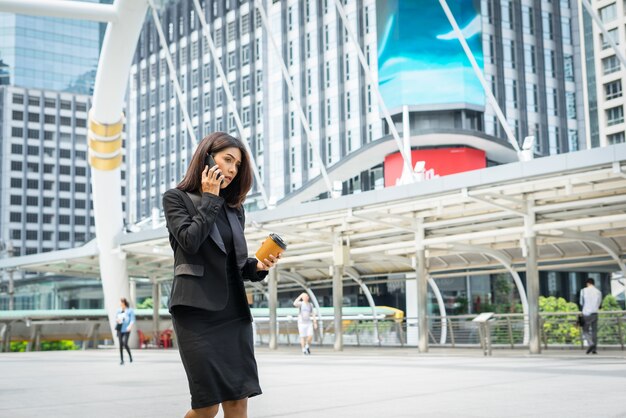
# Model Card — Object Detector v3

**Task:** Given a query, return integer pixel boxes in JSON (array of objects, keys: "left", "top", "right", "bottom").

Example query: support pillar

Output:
[
  {"left": 332, "top": 265, "right": 344, "bottom": 351},
  {"left": 416, "top": 249, "right": 428, "bottom": 353},
  {"left": 415, "top": 219, "right": 428, "bottom": 353},
  {"left": 525, "top": 201, "right": 541, "bottom": 354},
  {"left": 332, "top": 236, "right": 348, "bottom": 351},
  {"left": 268, "top": 268, "right": 278, "bottom": 350},
  {"left": 152, "top": 278, "right": 160, "bottom": 347},
  {"left": 129, "top": 280, "right": 137, "bottom": 309}
]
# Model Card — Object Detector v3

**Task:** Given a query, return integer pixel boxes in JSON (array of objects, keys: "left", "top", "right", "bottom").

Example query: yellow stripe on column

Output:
[
  {"left": 88, "top": 111, "right": 124, "bottom": 137},
  {"left": 88, "top": 135, "right": 122, "bottom": 154},
  {"left": 89, "top": 153, "right": 123, "bottom": 171}
]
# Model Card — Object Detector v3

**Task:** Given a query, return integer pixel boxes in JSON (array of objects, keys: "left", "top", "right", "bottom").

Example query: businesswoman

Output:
[{"left": 163, "top": 132, "right": 279, "bottom": 418}]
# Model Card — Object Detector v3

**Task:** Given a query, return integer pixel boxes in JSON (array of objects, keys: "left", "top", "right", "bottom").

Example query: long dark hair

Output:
[
  {"left": 177, "top": 132, "right": 253, "bottom": 208},
  {"left": 120, "top": 297, "right": 130, "bottom": 309}
]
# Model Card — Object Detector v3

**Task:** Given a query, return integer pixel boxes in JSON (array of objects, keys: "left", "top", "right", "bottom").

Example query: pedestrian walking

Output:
[
  {"left": 116, "top": 297, "right": 135, "bottom": 365},
  {"left": 580, "top": 278, "right": 602, "bottom": 354},
  {"left": 293, "top": 292, "right": 317, "bottom": 355}
]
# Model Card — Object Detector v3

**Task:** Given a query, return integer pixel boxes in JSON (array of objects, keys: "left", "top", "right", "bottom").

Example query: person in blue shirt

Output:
[{"left": 115, "top": 297, "right": 135, "bottom": 365}]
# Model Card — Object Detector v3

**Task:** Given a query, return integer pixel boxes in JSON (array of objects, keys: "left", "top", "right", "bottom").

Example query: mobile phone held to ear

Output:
[
  {"left": 205, "top": 153, "right": 217, "bottom": 169},
  {"left": 204, "top": 153, "right": 223, "bottom": 182}
]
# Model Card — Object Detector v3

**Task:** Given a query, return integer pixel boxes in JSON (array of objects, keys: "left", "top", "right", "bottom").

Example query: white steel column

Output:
[
  {"left": 524, "top": 200, "right": 541, "bottom": 354},
  {"left": 268, "top": 267, "right": 278, "bottom": 350},
  {"left": 332, "top": 235, "right": 348, "bottom": 351},
  {"left": 415, "top": 218, "right": 428, "bottom": 352},
  {"left": 90, "top": 0, "right": 148, "bottom": 337}
]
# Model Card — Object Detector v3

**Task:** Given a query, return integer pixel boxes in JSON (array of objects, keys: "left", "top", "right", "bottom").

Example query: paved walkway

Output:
[{"left": 1, "top": 346, "right": 626, "bottom": 417}]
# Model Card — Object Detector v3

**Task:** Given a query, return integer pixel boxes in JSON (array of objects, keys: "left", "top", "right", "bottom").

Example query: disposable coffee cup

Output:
[{"left": 255, "top": 233, "right": 287, "bottom": 262}]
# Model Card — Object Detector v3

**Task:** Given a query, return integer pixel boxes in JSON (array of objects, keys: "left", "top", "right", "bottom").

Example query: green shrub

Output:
[
  {"left": 9, "top": 340, "right": 78, "bottom": 352},
  {"left": 598, "top": 294, "right": 626, "bottom": 345},
  {"left": 539, "top": 296, "right": 581, "bottom": 344},
  {"left": 10, "top": 341, "right": 27, "bottom": 352}
]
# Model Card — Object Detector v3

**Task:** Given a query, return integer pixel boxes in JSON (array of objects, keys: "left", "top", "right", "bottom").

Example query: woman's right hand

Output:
[{"left": 201, "top": 164, "right": 223, "bottom": 195}]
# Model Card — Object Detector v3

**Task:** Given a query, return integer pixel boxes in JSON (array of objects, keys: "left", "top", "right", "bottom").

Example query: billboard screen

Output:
[
  {"left": 384, "top": 147, "right": 486, "bottom": 187},
  {"left": 376, "top": 0, "right": 484, "bottom": 110}
]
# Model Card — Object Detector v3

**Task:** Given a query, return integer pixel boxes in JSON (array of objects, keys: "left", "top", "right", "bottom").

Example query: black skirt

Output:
[{"left": 171, "top": 305, "right": 262, "bottom": 409}]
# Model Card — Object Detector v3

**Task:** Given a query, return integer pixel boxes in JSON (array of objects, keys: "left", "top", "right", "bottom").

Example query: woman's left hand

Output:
[{"left": 257, "top": 253, "right": 280, "bottom": 271}]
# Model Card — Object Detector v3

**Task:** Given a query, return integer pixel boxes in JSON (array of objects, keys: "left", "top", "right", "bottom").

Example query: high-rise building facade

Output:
[
  {"left": 581, "top": 0, "right": 625, "bottom": 147},
  {"left": 0, "top": 11, "right": 101, "bottom": 94},
  {"left": 127, "top": 0, "right": 588, "bottom": 222},
  {"left": 0, "top": 86, "right": 97, "bottom": 257}
]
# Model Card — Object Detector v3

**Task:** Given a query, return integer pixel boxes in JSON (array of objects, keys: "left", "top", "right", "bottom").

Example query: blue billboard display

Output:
[{"left": 376, "top": 0, "right": 485, "bottom": 111}]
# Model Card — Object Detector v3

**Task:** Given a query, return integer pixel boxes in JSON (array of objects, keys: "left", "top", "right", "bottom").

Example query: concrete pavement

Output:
[{"left": 1, "top": 346, "right": 625, "bottom": 417}]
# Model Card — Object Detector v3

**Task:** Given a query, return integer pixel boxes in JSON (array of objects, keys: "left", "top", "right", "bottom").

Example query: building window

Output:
[
  {"left": 305, "top": 34, "right": 312, "bottom": 61},
  {"left": 525, "top": 45, "right": 536, "bottom": 73},
  {"left": 241, "top": 13, "right": 250, "bottom": 34},
  {"left": 288, "top": 6, "right": 293, "bottom": 31},
  {"left": 542, "top": 12, "right": 553, "bottom": 40},
  {"left": 608, "top": 132, "right": 625, "bottom": 144},
  {"left": 599, "top": 3, "right": 617, "bottom": 23},
  {"left": 326, "top": 99, "right": 332, "bottom": 124},
  {"left": 522, "top": 6, "right": 534, "bottom": 35},
  {"left": 227, "top": 21, "right": 236, "bottom": 43},
  {"left": 242, "top": 107, "right": 250, "bottom": 127},
  {"left": 605, "top": 80, "right": 622, "bottom": 101},
  {"left": 566, "top": 92, "right": 576, "bottom": 119},
  {"left": 242, "top": 75, "right": 251, "bottom": 95},
  {"left": 326, "top": 136, "right": 332, "bottom": 164},
  {"left": 256, "top": 70, "right": 262, "bottom": 92},
  {"left": 602, "top": 55, "right": 620, "bottom": 75},
  {"left": 325, "top": 62, "right": 331, "bottom": 88},
  {"left": 290, "top": 146, "right": 296, "bottom": 173},
  {"left": 601, "top": 28, "right": 619, "bottom": 50},
  {"left": 256, "top": 102, "right": 263, "bottom": 124},
  {"left": 606, "top": 106, "right": 624, "bottom": 126},
  {"left": 526, "top": 84, "right": 539, "bottom": 112},
  {"left": 324, "top": 25, "right": 329, "bottom": 51},
  {"left": 241, "top": 44, "right": 250, "bottom": 65}
]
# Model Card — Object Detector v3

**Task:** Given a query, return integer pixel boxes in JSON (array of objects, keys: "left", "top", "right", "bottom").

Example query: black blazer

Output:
[{"left": 162, "top": 188, "right": 267, "bottom": 313}]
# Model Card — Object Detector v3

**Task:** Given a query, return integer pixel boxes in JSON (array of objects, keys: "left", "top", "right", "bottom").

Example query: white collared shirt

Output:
[{"left": 580, "top": 286, "right": 602, "bottom": 316}]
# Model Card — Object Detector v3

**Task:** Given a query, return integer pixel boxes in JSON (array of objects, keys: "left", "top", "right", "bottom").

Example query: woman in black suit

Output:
[{"left": 163, "top": 132, "right": 278, "bottom": 418}]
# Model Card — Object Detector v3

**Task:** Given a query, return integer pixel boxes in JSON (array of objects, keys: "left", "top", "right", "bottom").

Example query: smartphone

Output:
[
  {"left": 204, "top": 153, "right": 217, "bottom": 169},
  {"left": 204, "top": 153, "right": 223, "bottom": 182}
]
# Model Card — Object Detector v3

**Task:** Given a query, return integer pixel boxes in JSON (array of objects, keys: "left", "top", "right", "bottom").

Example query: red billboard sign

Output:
[{"left": 384, "top": 147, "right": 486, "bottom": 187}]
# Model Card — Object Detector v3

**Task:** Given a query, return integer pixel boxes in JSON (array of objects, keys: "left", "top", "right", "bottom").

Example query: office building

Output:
[{"left": 580, "top": 0, "right": 625, "bottom": 147}]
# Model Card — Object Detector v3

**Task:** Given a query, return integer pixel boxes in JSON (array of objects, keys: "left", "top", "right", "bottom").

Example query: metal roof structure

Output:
[{"left": 1, "top": 143, "right": 625, "bottom": 283}]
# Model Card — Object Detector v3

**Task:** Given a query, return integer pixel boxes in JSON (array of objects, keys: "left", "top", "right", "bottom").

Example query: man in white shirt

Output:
[
  {"left": 294, "top": 292, "right": 317, "bottom": 355},
  {"left": 580, "top": 278, "right": 602, "bottom": 354}
]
